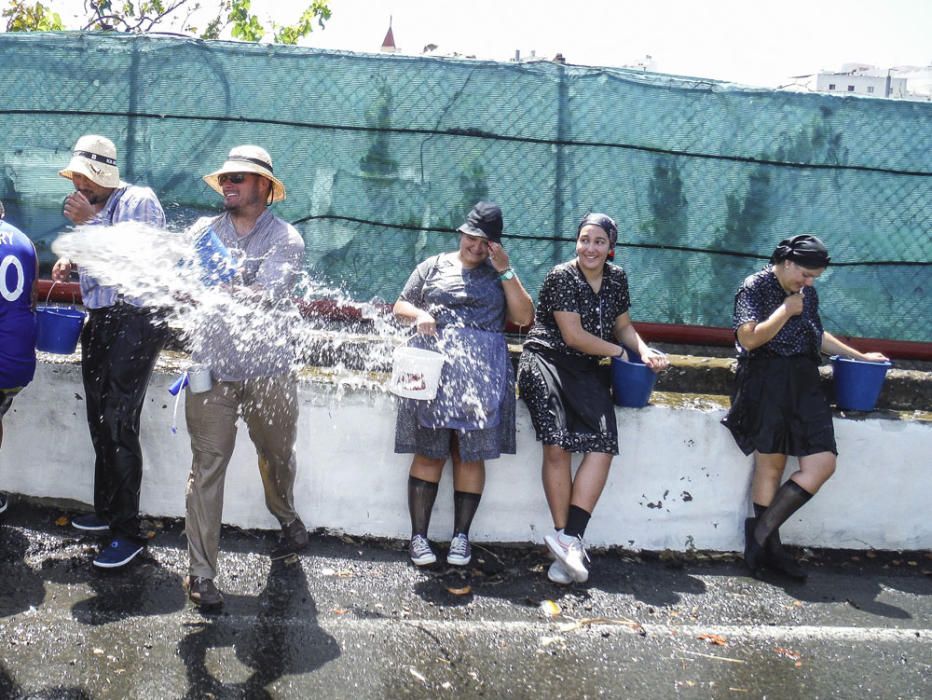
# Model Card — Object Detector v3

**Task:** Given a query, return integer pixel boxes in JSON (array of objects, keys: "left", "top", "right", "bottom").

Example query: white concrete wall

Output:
[{"left": 2, "top": 361, "right": 930, "bottom": 551}]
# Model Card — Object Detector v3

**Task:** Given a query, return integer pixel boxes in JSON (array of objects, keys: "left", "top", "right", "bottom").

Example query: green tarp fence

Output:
[{"left": 1, "top": 33, "right": 929, "bottom": 341}]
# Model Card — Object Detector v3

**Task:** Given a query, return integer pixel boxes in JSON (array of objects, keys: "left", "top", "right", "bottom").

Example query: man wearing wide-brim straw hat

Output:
[
  {"left": 51, "top": 134, "right": 171, "bottom": 570},
  {"left": 181, "top": 144, "right": 307, "bottom": 610},
  {"left": 202, "top": 144, "right": 287, "bottom": 205}
]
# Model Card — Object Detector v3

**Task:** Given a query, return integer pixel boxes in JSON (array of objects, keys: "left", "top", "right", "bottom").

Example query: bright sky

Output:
[{"left": 38, "top": 0, "right": 932, "bottom": 87}]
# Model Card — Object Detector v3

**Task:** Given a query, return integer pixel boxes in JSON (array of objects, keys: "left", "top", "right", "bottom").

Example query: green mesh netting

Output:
[{"left": 1, "top": 32, "right": 929, "bottom": 341}]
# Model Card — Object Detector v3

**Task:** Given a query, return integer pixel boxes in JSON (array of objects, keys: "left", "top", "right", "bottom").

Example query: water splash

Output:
[{"left": 51, "top": 221, "right": 501, "bottom": 426}]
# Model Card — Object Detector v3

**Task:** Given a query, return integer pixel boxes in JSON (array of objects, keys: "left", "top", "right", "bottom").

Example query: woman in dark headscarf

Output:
[
  {"left": 722, "top": 234, "right": 888, "bottom": 579},
  {"left": 518, "top": 213, "right": 668, "bottom": 585}
]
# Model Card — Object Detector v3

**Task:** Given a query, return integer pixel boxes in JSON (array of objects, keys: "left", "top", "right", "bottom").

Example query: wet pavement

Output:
[{"left": 1, "top": 500, "right": 929, "bottom": 699}]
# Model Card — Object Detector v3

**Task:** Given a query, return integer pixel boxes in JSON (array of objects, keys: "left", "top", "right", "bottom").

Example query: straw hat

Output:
[
  {"left": 203, "top": 145, "right": 286, "bottom": 203},
  {"left": 59, "top": 134, "right": 128, "bottom": 189}
]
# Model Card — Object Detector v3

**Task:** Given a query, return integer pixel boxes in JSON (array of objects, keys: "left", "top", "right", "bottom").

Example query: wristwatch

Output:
[{"left": 499, "top": 268, "right": 515, "bottom": 281}]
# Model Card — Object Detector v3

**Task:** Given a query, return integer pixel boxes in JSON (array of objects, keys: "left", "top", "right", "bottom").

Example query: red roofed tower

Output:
[{"left": 381, "top": 16, "right": 397, "bottom": 53}]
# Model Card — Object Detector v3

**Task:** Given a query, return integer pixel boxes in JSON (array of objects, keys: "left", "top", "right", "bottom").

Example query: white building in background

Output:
[{"left": 815, "top": 63, "right": 931, "bottom": 100}]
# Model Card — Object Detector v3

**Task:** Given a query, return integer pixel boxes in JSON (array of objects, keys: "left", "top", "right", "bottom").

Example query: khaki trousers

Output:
[{"left": 185, "top": 375, "right": 299, "bottom": 579}]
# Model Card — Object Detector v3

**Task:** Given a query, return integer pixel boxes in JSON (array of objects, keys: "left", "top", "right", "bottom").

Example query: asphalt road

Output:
[{"left": 1, "top": 501, "right": 929, "bottom": 699}]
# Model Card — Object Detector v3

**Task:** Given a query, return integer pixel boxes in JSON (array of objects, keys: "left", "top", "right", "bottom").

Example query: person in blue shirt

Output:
[
  {"left": 0, "top": 203, "right": 38, "bottom": 515},
  {"left": 51, "top": 135, "right": 170, "bottom": 569}
]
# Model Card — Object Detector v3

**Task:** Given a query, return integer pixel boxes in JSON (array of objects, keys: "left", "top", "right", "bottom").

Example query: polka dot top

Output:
[
  {"left": 525, "top": 260, "right": 631, "bottom": 357},
  {"left": 733, "top": 268, "right": 824, "bottom": 359}
]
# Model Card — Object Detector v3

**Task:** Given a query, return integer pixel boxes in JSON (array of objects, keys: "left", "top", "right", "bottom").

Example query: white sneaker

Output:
[
  {"left": 547, "top": 560, "right": 573, "bottom": 585},
  {"left": 544, "top": 533, "right": 589, "bottom": 583}
]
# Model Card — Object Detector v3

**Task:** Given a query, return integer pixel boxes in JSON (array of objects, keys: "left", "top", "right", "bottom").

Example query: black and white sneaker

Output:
[
  {"left": 446, "top": 533, "right": 472, "bottom": 566},
  {"left": 0, "top": 493, "right": 7, "bottom": 514},
  {"left": 409, "top": 535, "right": 436, "bottom": 566}
]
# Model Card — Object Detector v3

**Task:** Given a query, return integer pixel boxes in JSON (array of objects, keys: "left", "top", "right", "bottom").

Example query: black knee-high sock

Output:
[
  {"left": 409, "top": 476, "right": 439, "bottom": 538},
  {"left": 452, "top": 490, "right": 482, "bottom": 537},
  {"left": 563, "top": 505, "right": 592, "bottom": 539},
  {"left": 753, "top": 503, "right": 767, "bottom": 519},
  {"left": 752, "top": 481, "right": 812, "bottom": 545}
]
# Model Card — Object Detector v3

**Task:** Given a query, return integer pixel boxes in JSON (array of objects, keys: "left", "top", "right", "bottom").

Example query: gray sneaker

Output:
[
  {"left": 447, "top": 533, "right": 472, "bottom": 566},
  {"left": 271, "top": 517, "right": 309, "bottom": 561},
  {"left": 409, "top": 535, "right": 436, "bottom": 566}
]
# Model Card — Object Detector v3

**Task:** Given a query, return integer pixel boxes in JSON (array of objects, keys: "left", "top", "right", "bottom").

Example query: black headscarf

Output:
[
  {"left": 578, "top": 213, "right": 618, "bottom": 260},
  {"left": 770, "top": 234, "right": 831, "bottom": 269}
]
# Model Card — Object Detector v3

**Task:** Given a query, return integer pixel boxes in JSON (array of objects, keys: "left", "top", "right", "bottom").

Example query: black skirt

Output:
[
  {"left": 517, "top": 347, "right": 618, "bottom": 455},
  {"left": 722, "top": 354, "right": 837, "bottom": 457}
]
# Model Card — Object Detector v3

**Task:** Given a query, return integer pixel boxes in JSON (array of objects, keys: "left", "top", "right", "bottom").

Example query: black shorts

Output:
[{"left": 722, "top": 355, "right": 837, "bottom": 457}]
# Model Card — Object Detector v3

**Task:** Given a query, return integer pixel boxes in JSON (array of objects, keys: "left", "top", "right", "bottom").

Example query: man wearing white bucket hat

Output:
[
  {"left": 51, "top": 134, "right": 170, "bottom": 569},
  {"left": 182, "top": 145, "right": 306, "bottom": 610},
  {"left": 0, "top": 203, "right": 38, "bottom": 516}
]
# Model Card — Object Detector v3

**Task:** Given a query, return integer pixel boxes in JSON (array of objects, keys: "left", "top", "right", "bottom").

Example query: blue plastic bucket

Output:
[
  {"left": 611, "top": 354, "right": 658, "bottom": 408},
  {"left": 832, "top": 356, "right": 892, "bottom": 412},
  {"left": 36, "top": 306, "right": 85, "bottom": 354},
  {"left": 193, "top": 227, "right": 237, "bottom": 285}
]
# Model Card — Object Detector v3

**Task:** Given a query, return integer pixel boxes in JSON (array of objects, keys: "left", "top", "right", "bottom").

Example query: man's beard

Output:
[{"left": 80, "top": 189, "right": 105, "bottom": 206}]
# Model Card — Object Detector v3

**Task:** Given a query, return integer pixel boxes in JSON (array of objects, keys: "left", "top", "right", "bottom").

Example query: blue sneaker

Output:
[
  {"left": 72, "top": 513, "right": 110, "bottom": 532},
  {"left": 93, "top": 537, "right": 144, "bottom": 569}
]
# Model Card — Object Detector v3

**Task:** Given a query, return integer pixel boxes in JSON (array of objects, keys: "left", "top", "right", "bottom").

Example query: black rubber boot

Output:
[
  {"left": 765, "top": 529, "right": 807, "bottom": 581},
  {"left": 743, "top": 517, "right": 766, "bottom": 577}
]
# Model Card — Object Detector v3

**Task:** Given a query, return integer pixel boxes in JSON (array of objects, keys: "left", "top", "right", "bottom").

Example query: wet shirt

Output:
[
  {"left": 79, "top": 185, "right": 166, "bottom": 309},
  {"left": 189, "top": 210, "right": 305, "bottom": 381},
  {"left": 399, "top": 253, "right": 509, "bottom": 431},
  {"left": 0, "top": 221, "right": 38, "bottom": 388},
  {"left": 733, "top": 268, "right": 823, "bottom": 359},
  {"left": 524, "top": 261, "right": 631, "bottom": 357},
  {"left": 399, "top": 253, "right": 506, "bottom": 331}
]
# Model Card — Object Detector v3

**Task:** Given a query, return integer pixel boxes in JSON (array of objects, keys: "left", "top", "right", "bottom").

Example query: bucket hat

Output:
[
  {"left": 203, "top": 145, "right": 286, "bottom": 203},
  {"left": 457, "top": 201, "right": 503, "bottom": 243},
  {"left": 59, "top": 135, "right": 127, "bottom": 189}
]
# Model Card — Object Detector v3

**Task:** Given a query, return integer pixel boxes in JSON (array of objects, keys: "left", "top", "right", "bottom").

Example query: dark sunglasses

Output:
[{"left": 218, "top": 173, "right": 248, "bottom": 185}]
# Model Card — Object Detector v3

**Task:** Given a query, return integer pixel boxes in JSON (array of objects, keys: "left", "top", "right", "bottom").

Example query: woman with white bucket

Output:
[
  {"left": 722, "top": 234, "right": 888, "bottom": 580},
  {"left": 393, "top": 202, "right": 534, "bottom": 567},
  {"left": 517, "top": 213, "right": 667, "bottom": 585}
]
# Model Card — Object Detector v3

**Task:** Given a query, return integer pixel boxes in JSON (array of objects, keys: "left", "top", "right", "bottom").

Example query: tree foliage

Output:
[
  {"left": 3, "top": 0, "right": 63, "bottom": 31},
  {"left": 2, "top": 0, "right": 331, "bottom": 44}
]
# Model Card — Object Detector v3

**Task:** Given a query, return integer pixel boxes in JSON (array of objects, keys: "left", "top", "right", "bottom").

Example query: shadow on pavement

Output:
[
  {"left": 177, "top": 558, "right": 340, "bottom": 698},
  {"left": 765, "top": 549, "right": 927, "bottom": 620},
  {"left": 0, "top": 526, "right": 46, "bottom": 618},
  {"left": 0, "top": 659, "right": 90, "bottom": 699}
]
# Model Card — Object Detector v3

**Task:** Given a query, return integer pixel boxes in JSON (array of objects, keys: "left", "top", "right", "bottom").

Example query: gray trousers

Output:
[{"left": 184, "top": 375, "right": 299, "bottom": 579}]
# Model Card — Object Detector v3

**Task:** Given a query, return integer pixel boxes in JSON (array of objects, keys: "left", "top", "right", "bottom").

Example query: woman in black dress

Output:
[
  {"left": 518, "top": 213, "right": 667, "bottom": 584},
  {"left": 722, "top": 234, "right": 888, "bottom": 579}
]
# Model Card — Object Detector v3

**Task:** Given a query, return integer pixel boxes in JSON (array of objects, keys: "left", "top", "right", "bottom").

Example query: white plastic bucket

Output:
[
  {"left": 187, "top": 364, "right": 213, "bottom": 394},
  {"left": 390, "top": 346, "right": 446, "bottom": 400}
]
